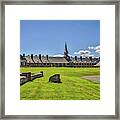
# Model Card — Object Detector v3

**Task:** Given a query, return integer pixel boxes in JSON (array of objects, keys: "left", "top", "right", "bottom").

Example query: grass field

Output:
[{"left": 20, "top": 67, "right": 100, "bottom": 100}]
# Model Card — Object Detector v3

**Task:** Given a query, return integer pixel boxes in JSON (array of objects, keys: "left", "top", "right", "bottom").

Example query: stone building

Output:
[{"left": 20, "top": 43, "right": 100, "bottom": 67}]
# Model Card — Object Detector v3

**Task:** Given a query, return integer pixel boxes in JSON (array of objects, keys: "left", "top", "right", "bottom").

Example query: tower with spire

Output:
[{"left": 64, "top": 42, "right": 70, "bottom": 61}]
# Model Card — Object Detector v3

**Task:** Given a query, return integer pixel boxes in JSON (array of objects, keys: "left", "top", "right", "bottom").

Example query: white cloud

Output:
[
  {"left": 88, "top": 45, "right": 100, "bottom": 50},
  {"left": 88, "top": 54, "right": 94, "bottom": 57},
  {"left": 53, "top": 54, "right": 64, "bottom": 57},
  {"left": 95, "top": 45, "right": 100, "bottom": 50},
  {"left": 95, "top": 45, "right": 100, "bottom": 53},
  {"left": 88, "top": 45, "right": 100, "bottom": 54},
  {"left": 96, "top": 49, "right": 100, "bottom": 53},
  {"left": 74, "top": 50, "right": 93, "bottom": 57},
  {"left": 88, "top": 46, "right": 95, "bottom": 50},
  {"left": 74, "top": 50, "right": 90, "bottom": 55}
]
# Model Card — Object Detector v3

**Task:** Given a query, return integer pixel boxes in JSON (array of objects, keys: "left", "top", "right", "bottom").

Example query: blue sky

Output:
[{"left": 20, "top": 20, "right": 100, "bottom": 57}]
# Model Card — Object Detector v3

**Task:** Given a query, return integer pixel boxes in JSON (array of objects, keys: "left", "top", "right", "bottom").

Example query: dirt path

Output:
[{"left": 81, "top": 76, "right": 100, "bottom": 83}]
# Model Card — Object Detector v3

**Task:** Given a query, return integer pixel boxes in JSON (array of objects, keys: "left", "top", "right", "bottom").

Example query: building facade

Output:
[{"left": 20, "top": 43, "right": 100, "bottom": 67}]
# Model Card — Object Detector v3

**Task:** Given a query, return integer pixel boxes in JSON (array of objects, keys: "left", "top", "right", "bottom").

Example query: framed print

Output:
[{"left": 0, "top": 0, "right": 120, "bottom": 119}]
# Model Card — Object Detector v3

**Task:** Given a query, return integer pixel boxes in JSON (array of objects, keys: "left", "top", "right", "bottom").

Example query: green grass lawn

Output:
[{"left": 20, "top": 67, "right": 100, "bottom": 100}]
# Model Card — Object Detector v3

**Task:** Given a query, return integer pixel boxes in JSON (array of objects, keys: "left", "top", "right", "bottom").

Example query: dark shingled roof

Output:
[
  {"left": 70, "top": 57, "right": 97, "bottom": 63},
  {"left": 20, "top": 59, "right": 27, "bottom": 62},
  {"left": 20, "top": 55, "right": 27, "bottom": 62},
  {"left": 41, "top": 56, "right": 49, "bottom": 63},
  {"left": 24, "top": 56, "right": 69, "bottom": 63},
  {"left": 48, "top": 57, "right": 69, "bottom": 63},
  {"left": 70, "top": 57, "right": 81, "bottom": 63},
  {"left": 25, "top": 55, "right": 34, "bottom": 63},
  {"left": 33, "top": 55, "right": 42, "bottom": 63},
  {"left": 20, "top": 55, "right": 100, "bottom": 65}
]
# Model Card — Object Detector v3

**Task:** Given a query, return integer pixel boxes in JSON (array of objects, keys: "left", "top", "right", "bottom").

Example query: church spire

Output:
[
  {"left": 64, "top": 42, "right": 68, "bottom": 55},
  {"left": 64, "top": 42, "right": 70, "bottom": 61}
]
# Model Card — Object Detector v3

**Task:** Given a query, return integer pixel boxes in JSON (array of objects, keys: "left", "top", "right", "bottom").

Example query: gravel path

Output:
[{"left": 81, "top": 76, "right": 100, "bottom": 83}]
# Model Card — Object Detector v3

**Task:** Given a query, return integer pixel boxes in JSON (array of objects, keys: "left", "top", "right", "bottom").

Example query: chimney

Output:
[
  {"left": 20, "top": 54, "right": 22, "bottom": 59},
  {"left": 39, "top": 54, "right": 41, "bottom": 60},
  {"left": 23, "top": 53, "right": 25, "bottom": 58},
  {"left": 31, "top": 54, "right": 33, "bottom": 59},
  {"left": 89, "top": 56, "right": 92, "bottom": 61},
  {"left": 80, "top": 56, "right": 82, "bottom": 61},
  {"left": 75, "top": 56, "right": 77, "bottom": 61},
  {"left": 46, "top": 55, "right": 48, "bottom": 60}
]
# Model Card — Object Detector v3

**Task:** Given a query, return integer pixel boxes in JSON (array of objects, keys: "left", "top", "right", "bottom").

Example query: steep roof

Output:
[
  {"left": 20, "top": 55, "right": 26, "bottom": 61},
  {"left": 48, "top": 57, "right": 69, "bottom": 63},
  {"left": 20, "top": 55, "right": 100, "bottom": 64},
  {"left": 41, "top": 56, "right": 49, "bottom": 63},
  {"left": 25, "top": 55, "right": 34, "bottom": 63},
  {"left": 33, "top": 55, "right": 42, "bottom": 63},
  {"left": 20, "top": 59, "right": 27, "bottom": 62}
]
